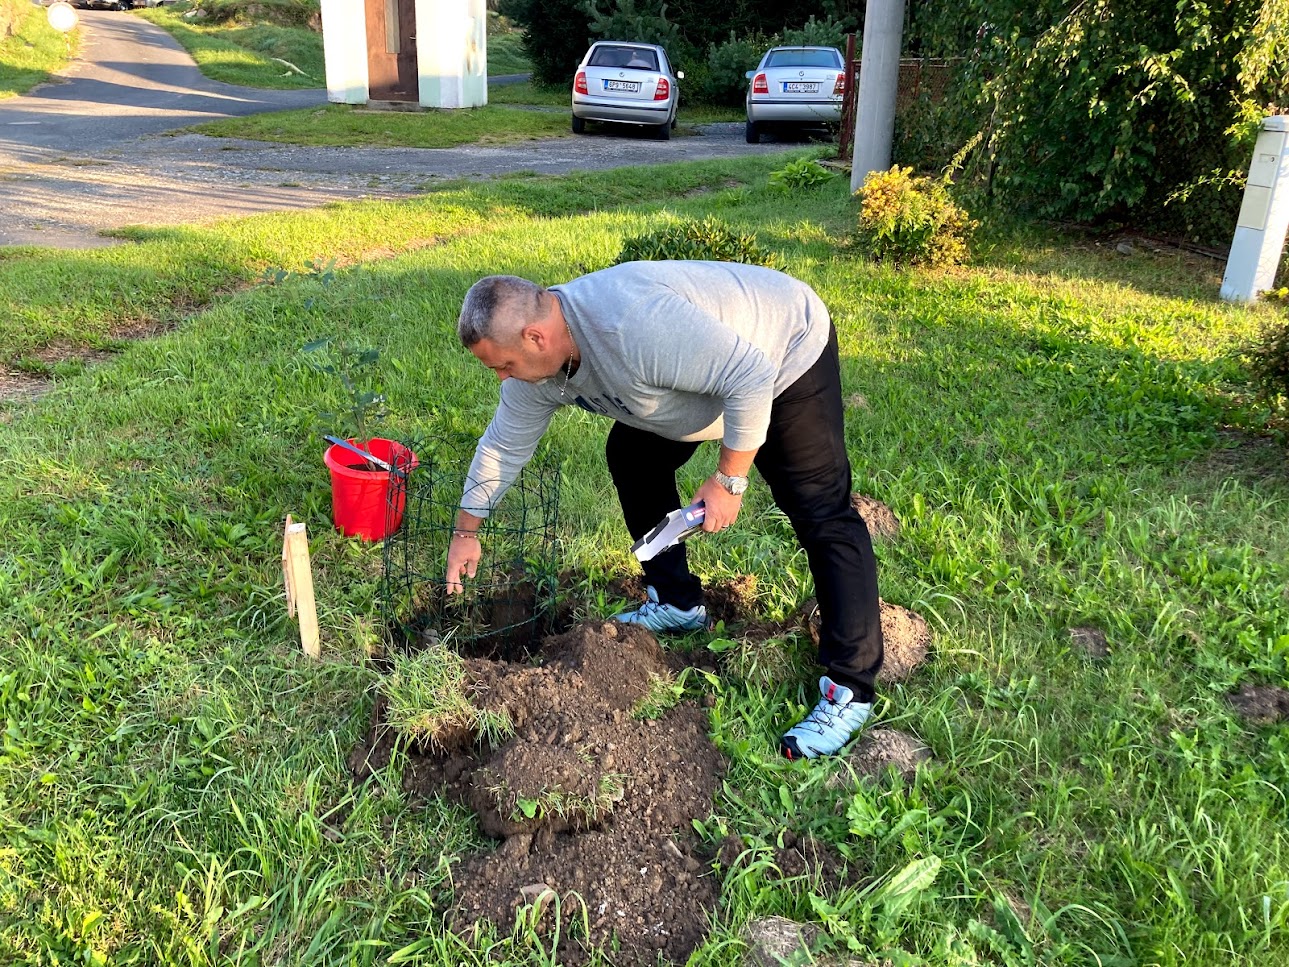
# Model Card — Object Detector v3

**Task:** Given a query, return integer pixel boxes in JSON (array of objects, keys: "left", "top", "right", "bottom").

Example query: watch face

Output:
[{"left": 721, "top": 473, "right": 748, "bottom": 495}]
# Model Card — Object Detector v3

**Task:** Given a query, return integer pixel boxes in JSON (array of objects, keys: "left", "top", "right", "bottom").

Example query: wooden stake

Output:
[{"left": 282, "top": 514, "right": 320, "bottom": 658}]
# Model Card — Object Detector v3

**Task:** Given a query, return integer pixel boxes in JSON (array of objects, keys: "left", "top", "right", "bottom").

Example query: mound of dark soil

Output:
[
  {"left": 1228, "top": 684, "right": 1289, "bottom": 725},
  {"left": 851, "top": 493, "right": 900, "bottom": 541},
  {"left": 831, "top": 728, "right": 931, "bottom": 785},
  {"left": 1068, "top": 626, "right": 1110, "bottom": 659},
  {"left": 348, "top": 622, "right": 726, "bottom": 965},
  {"left": 701, "top": 574, "right": 760, "bottom": 626},
  {"left": 801, "top": 599, "right": 931, "bottom": 683}
]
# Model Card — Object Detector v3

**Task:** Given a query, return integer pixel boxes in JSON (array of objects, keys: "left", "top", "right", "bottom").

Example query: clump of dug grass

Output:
[
  {"left": 615, "top": 216, "right": 778, "bottom": 268},
  {"left": 500, "top": 774, "right": 627, "bottom": 825},
  {"left": 631, "top": 671, "right": 681, "bottom": 720},
  {"left": 855, "top": 165, "right": 976, "bottom": 267},
  {"left": 708, "top": 632, "right": 801, "bottom": 687},
  {"left": 383, "top": 645, "right": 513, "bottom": 750}
]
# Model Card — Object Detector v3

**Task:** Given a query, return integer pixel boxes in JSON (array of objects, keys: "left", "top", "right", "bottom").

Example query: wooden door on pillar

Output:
[{"left": 365, "top": 0, "right": 418, "bottom": 101}]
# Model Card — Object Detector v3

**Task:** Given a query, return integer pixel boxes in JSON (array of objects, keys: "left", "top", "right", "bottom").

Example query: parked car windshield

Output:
[
  {"left": 764, "top": 48, "right": 842, "bottom": 69},
  {"left": 589, "top": 46, "right": 659, "bottom": 71}
]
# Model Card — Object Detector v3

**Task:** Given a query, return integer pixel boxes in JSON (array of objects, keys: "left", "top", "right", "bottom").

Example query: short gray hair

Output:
[{"left": 457, "top": 275, "right": 548, "bottom": 347}]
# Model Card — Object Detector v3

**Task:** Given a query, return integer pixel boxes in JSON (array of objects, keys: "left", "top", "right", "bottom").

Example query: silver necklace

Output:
[{"left": 560, "top": 320, "right": 576, "bottom": 398}]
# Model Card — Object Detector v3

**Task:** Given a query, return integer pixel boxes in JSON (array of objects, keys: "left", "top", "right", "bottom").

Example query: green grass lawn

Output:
[
  {"left": 0, "top": 4, "right": 78, "bottom": 98},
  {"left": 189, "top": 102, "right": 570, "bottom": 147},
  {"left": 134, "top": 4, "right": 322, "bottom": 88},
  {"left": 485, "top": 80, "right": 567, "bottom": 107},
  {"left": 2, "top": 156, "right": 1288, "bottom": 965},
  {"left": 188, "top": 98, "right": 734, "bottom": 145},
  {"left": 680, "top": 101, "right": 748, "bottom": 124},
  {"left": 485, "top": 22, "right": 530, "bottom": 76}
]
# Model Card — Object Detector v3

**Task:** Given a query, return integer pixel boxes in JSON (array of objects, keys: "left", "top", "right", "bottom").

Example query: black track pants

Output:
[{"left": 604, "top": 325, "right": 884, "bottom": 701}]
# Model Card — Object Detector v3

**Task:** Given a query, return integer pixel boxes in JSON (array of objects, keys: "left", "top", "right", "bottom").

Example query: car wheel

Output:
[
  {"left": 745, "top": 120, "right": 760, "bottom": 144},
  {"left": 656, "top": 120, "right": 671, "bottom": 141},
  {"left": 571, "top": 114, "right": 585, "bottom": 134}
]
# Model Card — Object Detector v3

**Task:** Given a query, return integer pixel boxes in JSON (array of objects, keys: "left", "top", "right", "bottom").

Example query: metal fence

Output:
[
  {"left": 381, "top": 434, "right": 561, "bottom": 660},
  {"left": 838, "top": 43, "right": 960, "bottom": 161}
]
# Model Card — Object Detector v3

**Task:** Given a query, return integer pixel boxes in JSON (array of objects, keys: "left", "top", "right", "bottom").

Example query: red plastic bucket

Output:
[{"left": 323, "top": 438, "right": 419, "bottom": 542}]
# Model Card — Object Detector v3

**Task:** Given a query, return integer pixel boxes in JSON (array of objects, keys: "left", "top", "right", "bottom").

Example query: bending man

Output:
[{"left": 445, "top": 260, "right": 884, "bottom": 759}]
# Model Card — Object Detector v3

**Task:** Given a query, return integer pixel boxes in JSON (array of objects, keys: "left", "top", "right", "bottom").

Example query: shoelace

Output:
[{"left": 798, "top": 699, "right": 850, "bottom": 735}]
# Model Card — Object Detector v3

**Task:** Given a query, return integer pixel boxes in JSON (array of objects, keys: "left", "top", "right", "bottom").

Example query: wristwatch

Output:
[{"left": 715, "top": 471, "right": 749, "bottom": 496}]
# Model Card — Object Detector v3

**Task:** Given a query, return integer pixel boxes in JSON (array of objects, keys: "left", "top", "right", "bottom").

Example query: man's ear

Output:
[{"left": 520, "top": 323, "right": 547, "bottom": 351}]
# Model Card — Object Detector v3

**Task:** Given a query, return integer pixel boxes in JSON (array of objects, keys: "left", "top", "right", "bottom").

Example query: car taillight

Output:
[
  {"left": 833, "top": 73, "right": 846, "bottom": 95},
  {"left": 575, "top": 71, "right": 588, "bottom": 95},
  {"left": 752, "top": 73, "right": 768, "bottom": 94},
  {"left": 654, "top": 77, "right": 669, "bottom": 100}
]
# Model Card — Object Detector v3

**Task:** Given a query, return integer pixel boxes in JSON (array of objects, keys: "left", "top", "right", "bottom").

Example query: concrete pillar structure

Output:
[
  {"left": 321, "top": 0, "right": 369, "bottom": 105},
  {"left": 850, "top": 0, "right": 906, "bottom": 193},
  {"left": 416, "top": 0, "right": 487, "bottom": 109},
  {"left": 1221, "top": 115, "right": 1289, "bottom": 303},
  {"left": 319, "top": 0, "right": 486, "bottom": 109}
]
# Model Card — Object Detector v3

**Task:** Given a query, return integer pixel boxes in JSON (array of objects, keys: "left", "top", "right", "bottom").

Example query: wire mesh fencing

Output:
[
  {"left": 381, "top": 435, "right": 561, "bottom": 660},
  {"left": 838, "top": 53, "right": 960, "bottom": 163}
]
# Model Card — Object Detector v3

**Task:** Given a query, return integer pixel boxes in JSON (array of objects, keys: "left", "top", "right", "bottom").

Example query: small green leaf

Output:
[
  {"left": 846, "top": 791, "right": 886, "bottom": 837},
  {"left": 879, "top": 855, "right": 942, "bottom": 903},
  {"left": 777, "top": 783, "right": 793, "bottom": 813}
]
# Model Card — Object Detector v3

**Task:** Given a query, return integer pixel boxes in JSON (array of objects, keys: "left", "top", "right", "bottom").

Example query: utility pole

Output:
[{"left": 850, "top": 0, "right": 906, "bottom": 193}]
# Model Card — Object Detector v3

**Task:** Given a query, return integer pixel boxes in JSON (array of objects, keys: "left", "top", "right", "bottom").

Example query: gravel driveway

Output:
[{"left": 0, "top": 11, "right": 794, "bottom": 248}]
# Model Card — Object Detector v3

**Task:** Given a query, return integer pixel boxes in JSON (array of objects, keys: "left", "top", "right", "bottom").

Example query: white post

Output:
[
  {"left": 320, "top": 0, "right": 369, "bottom": 105},
  {"left": 850, "top": 0, "right": 906, "bottom": 193},
  {"left": 1221, "top": 115, "right": 1289, "bottom": 303},
  {"left": 416, "top": 0, "right": 488, "bottom": 109}
]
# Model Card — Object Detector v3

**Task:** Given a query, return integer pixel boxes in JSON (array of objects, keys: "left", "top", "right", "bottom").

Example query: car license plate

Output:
[
  {"left": 783, "top": 81, "right": 820, "bottom": 94},
  {"left": 604, "top": 80, "right": 641, "bottom": 92}
]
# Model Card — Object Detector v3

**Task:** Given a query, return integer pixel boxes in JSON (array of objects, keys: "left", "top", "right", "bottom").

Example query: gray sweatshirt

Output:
[{"left": 462, "top": 260, "right": 830, "bottom": 516}]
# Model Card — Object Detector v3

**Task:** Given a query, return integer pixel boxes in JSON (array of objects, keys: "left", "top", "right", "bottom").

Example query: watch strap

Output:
[{"left": 715, "top": 471, "right": 749, "bottom": 495}]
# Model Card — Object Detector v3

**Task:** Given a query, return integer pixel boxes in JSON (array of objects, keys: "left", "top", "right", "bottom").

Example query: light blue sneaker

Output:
[
  {"left": 780, "top": 677, "right": 872, "bottom": 760},
  {"left": 614, "top": 585, "right": 708, "bottom": 634}
]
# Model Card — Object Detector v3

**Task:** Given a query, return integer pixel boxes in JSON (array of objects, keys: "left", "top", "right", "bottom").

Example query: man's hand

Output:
[
  {"left": 693, "top": 445, "right": 755, "bottom": 533},
  {"left": 693, "top": 475, "right": 743, "bottom": 533},
  {"left": 446, "top": 530, "right": 481, "bottom": 594}
]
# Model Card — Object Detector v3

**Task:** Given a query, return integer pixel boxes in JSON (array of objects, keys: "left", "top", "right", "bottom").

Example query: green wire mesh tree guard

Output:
[{"left": 381, "top": 435, "right": 561, "bottom": 659}]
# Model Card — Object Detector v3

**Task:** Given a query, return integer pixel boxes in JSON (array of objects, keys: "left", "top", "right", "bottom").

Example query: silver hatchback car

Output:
[
  {"left": 745, "top": 46, "right": 846, "bottom": 143},
  {"left": 571, "top": 42, "right": 683, "bottom": 140}
]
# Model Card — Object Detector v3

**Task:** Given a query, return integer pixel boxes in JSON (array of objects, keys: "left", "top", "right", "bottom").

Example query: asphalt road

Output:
[{"left": 0, "top": 11, "right": 794, "bottom": 249}]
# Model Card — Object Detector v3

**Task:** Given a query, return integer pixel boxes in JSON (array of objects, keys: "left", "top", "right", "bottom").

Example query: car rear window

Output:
[
  {"left": 589, "top": 46, "right": 659, "bottom": 71},
  {"left": 764, "top": 48, "right": 842, "bottom": 69}
]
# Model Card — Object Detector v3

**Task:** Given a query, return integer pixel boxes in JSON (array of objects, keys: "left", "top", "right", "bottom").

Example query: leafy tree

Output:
[
  {"left": 502, "top": 0, "right": 854, "bottom": 84},
  {"left": 499, "top": 0, "right": 594, "bottom": 84},
  {"left": 916, "top": 0, "right": 1289, "bottom": 239},
  {"left": 583, "top": 0, "right": 687, "bottom": 59}
]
